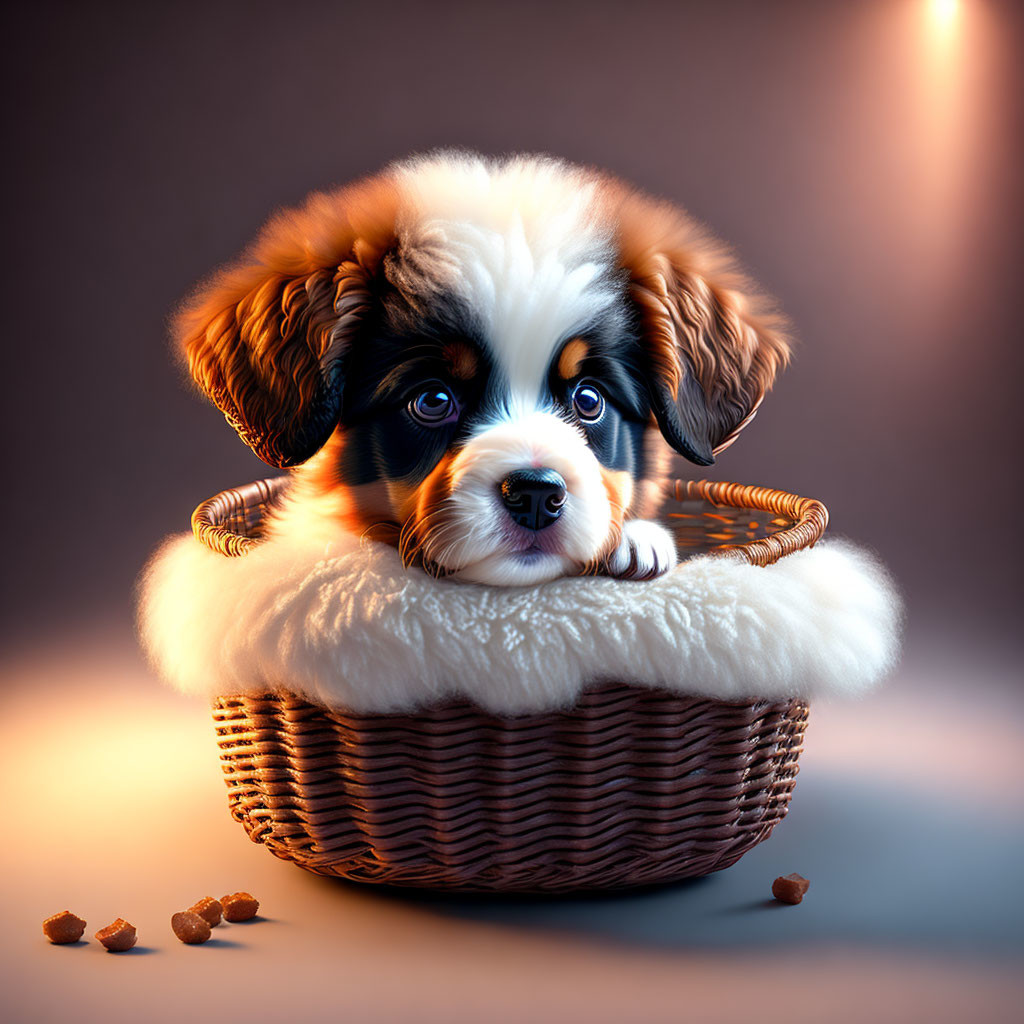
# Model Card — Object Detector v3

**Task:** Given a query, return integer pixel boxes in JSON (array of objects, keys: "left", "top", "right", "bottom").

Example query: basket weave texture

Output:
[{"left": 199, "top": 479, "right": 827, "bottom": 892}]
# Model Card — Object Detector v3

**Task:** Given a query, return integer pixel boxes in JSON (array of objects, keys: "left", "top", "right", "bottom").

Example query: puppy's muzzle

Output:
[{"left": 499, "top": 469, "right": 567, "bottom": 531}]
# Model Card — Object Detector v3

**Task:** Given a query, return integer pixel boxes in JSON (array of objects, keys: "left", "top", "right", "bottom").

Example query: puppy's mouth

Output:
[
  {"left": 514, "top": 544, "right": 546, "bottom": 559},
  {"left": 453, "top": 548, "right": 572, "bottom": 585},
  {"left": 503, "top": 521, "right": 567, "bottom": 557},
  {"left": 436, "top": 505, "right": 585, "bottom": 585},
  {"left": 509, "top": 542, "right": 565, "bottom": 567}
]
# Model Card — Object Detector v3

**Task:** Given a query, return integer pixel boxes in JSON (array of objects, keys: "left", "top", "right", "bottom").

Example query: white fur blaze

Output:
[{"left": 394, "top": 152, "right": 619, "bottom": 400}]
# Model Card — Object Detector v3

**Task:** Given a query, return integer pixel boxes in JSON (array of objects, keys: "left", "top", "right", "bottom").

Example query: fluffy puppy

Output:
[{"left": 176, "top": 152, "right": 789, "bottom": 585}]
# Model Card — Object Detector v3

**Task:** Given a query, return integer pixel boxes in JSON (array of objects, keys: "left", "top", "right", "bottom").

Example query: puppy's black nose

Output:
[{"left": 500, "top": 469, "right": 567, "bottom": 531}]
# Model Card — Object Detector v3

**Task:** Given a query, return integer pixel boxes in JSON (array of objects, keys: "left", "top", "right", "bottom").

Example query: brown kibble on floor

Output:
[
  {"left": 188, "top": 897, "right": 222, "bottom": 927},
  {"left": 43, "top": 911, "right": 87, "bottom": 945},
  {"left": 95, "top": 918, "right": 137, "bottom": 952},
  {"left": 171, "top": 911, "right": 211, "bottom": 944},
  {"left": 772, "top": 872, "right": 810, "bottom": 904},
  {"left": 220, "top": 892, "right": 259, "bottom": 922}
]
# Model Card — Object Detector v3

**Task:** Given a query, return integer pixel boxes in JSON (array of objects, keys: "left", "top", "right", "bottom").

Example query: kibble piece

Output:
[
  {"left": 220, "top": 892, "right": 259, "bottom": 922},
  {"left": 188, "top": 897, "right": 222, "bottom": 928},
  {"left": 95, "top": 918, "right": 137, "bottom": 952},
  {"left": 43, "top": 910, "right": 87, "bottom": 945},
  {"left": 171, "top": 911, "right": 211, "bottom": 944},
  {"left": 772, "top": 872, "right": 810, "bottom": 904}
]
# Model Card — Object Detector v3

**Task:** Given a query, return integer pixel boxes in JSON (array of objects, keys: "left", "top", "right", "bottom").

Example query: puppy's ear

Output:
[
  {"left": 175, "top": 178, "right": 398, "bottom": 467},
  {"left": 608, "top": 186, "right": 791, "bottom": 466}
]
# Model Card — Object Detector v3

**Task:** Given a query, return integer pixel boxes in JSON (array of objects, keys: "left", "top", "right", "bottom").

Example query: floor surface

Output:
[{"left": 1, "top": 623, "right": 1022, "bottom": 1023}]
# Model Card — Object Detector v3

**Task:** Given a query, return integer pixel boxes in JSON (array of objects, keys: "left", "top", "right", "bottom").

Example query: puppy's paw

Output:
[{"left": 603, "top": 519, "right": 678, "bottom": 580}]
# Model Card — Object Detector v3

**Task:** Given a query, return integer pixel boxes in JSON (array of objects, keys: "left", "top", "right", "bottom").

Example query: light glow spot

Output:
[{"left": 930, "top": 0, "right": 959, "bottom": 32}]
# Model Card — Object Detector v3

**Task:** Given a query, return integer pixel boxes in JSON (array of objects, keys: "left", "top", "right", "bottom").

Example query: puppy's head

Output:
[{"left": 177, "top": 153, "right": 789, "bottom": 584}]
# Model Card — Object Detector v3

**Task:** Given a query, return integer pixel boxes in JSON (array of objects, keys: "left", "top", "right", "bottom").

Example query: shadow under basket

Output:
[{"left": 196, "top": 479, "right": 827, "bottom": 893}]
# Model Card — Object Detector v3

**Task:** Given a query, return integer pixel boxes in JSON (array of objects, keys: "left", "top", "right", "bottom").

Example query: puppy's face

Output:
[
  {"left": 323, "top": 294, "right": 649, "bottom": 584},
  {"left": 178, "top": 154, "right": 789, "bottom": 584}
]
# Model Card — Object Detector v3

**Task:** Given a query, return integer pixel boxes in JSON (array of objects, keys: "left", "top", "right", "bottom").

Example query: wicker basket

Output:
[{"left": 195, "top": 478, "right": 827, "bottom": 892}]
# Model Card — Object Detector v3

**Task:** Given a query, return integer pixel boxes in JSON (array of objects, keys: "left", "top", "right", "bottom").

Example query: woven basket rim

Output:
[{"left": 191, "top": 476, "right": 828, "bottom": 568}]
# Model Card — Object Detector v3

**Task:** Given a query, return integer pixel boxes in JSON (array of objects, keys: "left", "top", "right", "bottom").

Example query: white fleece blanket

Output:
[{"left": 138, "top": 524, "right": 902, "bottom": 714}]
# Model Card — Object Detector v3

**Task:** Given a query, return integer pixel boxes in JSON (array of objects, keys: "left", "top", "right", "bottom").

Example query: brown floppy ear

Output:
[
  {"left": 606, "top": 185, "right": 791, "bottom": 466},
  {"left": 175, "top": 177, "right": 398, "bottom": 468}
]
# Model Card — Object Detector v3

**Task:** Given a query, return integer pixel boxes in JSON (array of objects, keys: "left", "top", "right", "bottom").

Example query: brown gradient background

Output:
[
  {"left": 1, "top": 0, "right": 1022, "bottom": 653},
  {"left": 1, "top": 2, "right": 1022, "bottom": 1022}
]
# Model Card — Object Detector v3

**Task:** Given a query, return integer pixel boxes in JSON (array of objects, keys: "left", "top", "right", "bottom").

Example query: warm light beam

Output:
[{"left": 930, "top": 0, "right": 960, "bottom": 34}]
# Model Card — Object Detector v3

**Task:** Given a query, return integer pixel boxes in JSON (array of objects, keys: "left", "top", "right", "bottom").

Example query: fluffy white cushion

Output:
[{"left": 138, "top": 521, "right": 902, "bottom": 714}]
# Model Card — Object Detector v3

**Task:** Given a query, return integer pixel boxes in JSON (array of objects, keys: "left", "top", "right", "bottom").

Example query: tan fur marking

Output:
[
  {"left": 299, "top": 430, "right": 403, "bottom": 540},
  {"left": 635, "top": 424, "right": 673, "bottom": 518},
  {"left": 443, "top": 340, "right": 480, "bottom": 381},
  {"left": 600, "top": 467, "right": 634, "bottom": 529},
  {"left": 556, "top": 338, "right": 589, "bottom": 380},
  {"left": 400, "top": 451, "right": 460, "bottom": 576},
  {"left": 584, "top": 467, "right": 634, "bottom": 572}
]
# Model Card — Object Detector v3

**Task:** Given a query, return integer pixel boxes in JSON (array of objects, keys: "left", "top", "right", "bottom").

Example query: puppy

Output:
[{"left": 176, "top": 152, "right": 789, "bottom": 585}]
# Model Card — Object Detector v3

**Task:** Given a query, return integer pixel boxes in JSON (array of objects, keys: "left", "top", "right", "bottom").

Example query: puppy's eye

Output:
[
  {"left": 571, "top": 382, "right": 605, "bottom": 422},
  {"left": 409, "top": 385, "right": 459, "bottom": 426}
]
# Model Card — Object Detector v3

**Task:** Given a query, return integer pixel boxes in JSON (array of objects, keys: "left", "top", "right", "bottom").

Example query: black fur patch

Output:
[
  {"left": 334, "top": 269, "right": 654, "bottom": 491},
  {"left": 546, "top": 316, "right": 651, "bottom": 480},
  {"left": 339, "top": 285, "right": 490, "bottom": 486}
]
